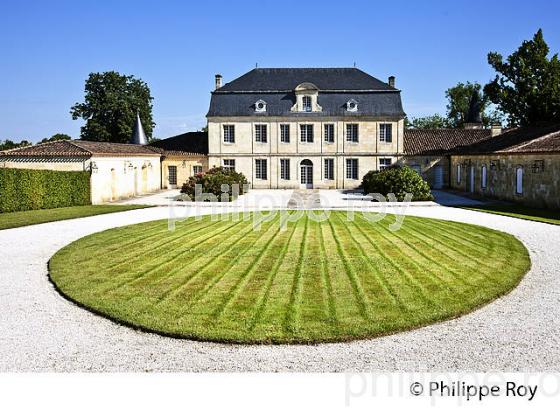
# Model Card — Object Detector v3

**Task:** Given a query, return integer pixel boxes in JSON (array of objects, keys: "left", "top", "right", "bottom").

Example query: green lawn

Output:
[
  {"left": 49, "top": 211, "right": 530, "bottom": 344},
  {"left": 0, "top": 205, "right": 152, "bottom": 230},
  {"left": 459, "top": 204, "right": 560, "bottom": 225}
]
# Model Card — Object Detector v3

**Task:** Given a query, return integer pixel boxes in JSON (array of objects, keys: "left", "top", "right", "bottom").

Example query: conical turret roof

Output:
[{"left": 130, "top": 111, "right": 148, "bottom": 145}]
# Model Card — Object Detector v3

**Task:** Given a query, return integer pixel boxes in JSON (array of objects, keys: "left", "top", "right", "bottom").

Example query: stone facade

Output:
[
  {"left": 450, "top": 154, "right": 560, "bottom": 208},
  {"left": 208, "top": 117, "right": 405, "bottom": 189},
  {"left": 161, "top": 155, "right": 208, "bottom": 189},
  {"left": 399, "top": 155, "right": 449, "bottom": 189}
]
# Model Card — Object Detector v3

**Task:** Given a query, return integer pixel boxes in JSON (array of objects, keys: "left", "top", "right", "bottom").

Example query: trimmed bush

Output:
[
  {"left": 0, "top": 168, "right": 90, "bottom": 213},
  {"left": 361, "top": 165, "right": 434, "bottom": 201},
  {"left": 180, "top": 166, "right": 249, "bottom": 202}
]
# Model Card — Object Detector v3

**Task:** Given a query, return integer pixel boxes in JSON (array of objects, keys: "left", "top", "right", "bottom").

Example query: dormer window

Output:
[
  {"left": 302, "top": 96, "right": 312, "bottom": 112},
  {"left": 255, "top": 99, "right": 266, "bottom": 113},
  {"left": 346, "top": 99, "right": 358, "bottom": 112}
]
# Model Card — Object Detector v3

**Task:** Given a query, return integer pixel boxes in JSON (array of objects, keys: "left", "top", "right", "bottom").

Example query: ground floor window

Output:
[
  {"left": 481, "top": 165, "right": 487, "bottom": 189},
  {"left": 324, "top": 158, "right": 334, "bottom": 180},
  {"left": 457, "top": 164, "right": 461, "bottom": 183},
  {"left": 280, "top": 159, "right": 290, "bottom": 180},
  {"left": 223, "top": 159, "right": 235, "bottom": 172},
  {"left": 516, "top": 166, "right": 523, "bottom": 194},
  {"left": 168, "top": 165, "right": 177, "bottom": 185},
  {"left": 193, "top": 165, "right": 203, "bottom": 174},
  {"left": 346, "top": 159, "right": 358, "bottom": 180},
  {"left": 379, "top": 158, "right": 392, "bottom": 170},
  {"left": 255, "top": 159, "right": 267, "bottom": 180}
]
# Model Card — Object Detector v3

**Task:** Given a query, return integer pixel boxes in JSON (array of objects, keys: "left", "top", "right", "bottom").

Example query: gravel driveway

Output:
[{"left": 1, "top": 196, "right": 559, "bottom": 372}]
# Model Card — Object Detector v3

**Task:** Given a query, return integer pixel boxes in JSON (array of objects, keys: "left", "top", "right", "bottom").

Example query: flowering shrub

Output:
[
  {"left": 180, "top": 166, "right": 249, "bottom": 201},
  {"left": 361, "top": 165, "right": 434, "bottom": 201}
]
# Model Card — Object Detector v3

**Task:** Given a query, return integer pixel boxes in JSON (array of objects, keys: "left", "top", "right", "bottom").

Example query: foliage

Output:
[
  {"left": 0, "top": 205, "right": 150, "bottom": 230},
  {"left": 0, "top": 168, "right": 90, "bottom": 213},
  {"left": 40, "top": 133, "right": 72, "bottom": 144},
  {"left": 0, "top": 139, "right": 32, "bottom": 151},
  {"left": 445, "top": 82, "right": 503, "bottom": 127},
  {"left": 361, "top": 165, "right": 434, "bottom": 201},
  {"left": 180, "top": 166, "right": 248, "bottom": 201},
  {"left": 49, "top": 212, "right": 530, "bottom": 343},
  {"left": 484, "top": 29, "right": 560, "bottom": 126},
  {"left": 71, "top": 71, "right": 155, "bottom": 143},
  {"left": 405, "top": 114, "right": 451, "bottom": 129}
]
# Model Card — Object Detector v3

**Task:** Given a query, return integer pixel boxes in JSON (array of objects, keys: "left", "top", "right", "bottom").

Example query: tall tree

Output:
[
  {"left": 71, "top": 71, "right": 154, "bottom": 143},
  {"left": 405, "top": 114, "right": 451, "bottom": 129},
  {"left": 484, "top": 29, "right": 560, "bottom": 126},
  {"left": 0, "top": 139, "right": 32, "bottom": 151},
  {"left": 40, "top": 133, "right": 72, "bottom": 144},
  {"left": 445, "top": 82, "right": 502, "bottom": 128}
]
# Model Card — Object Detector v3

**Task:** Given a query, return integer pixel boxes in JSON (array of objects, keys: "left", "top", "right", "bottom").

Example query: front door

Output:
[
  {"left": 434, "top": 165, "right": 444, "bottom": 189},
  {"left": 168, "top": 165, "right": 178, "bottom": 188},
  {"left": 300, "top": 160, "right": 313, "bottom": 189}
]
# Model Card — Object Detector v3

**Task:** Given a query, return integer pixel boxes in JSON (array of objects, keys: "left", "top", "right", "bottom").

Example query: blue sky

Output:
[{"left": 1, "top": 0, "right": 558, "bottom": 142}]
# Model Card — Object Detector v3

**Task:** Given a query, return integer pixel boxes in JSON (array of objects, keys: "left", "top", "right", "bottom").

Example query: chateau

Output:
[{"left": 207, "top": 68, "right": 405, "bottom": 189}]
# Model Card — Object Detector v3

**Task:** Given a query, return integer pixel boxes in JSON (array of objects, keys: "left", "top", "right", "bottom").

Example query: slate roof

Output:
[
  {"left": 149, "top": 132, "right": 208, "bottom": 156},
  {"left": 208, "top": 68, "right": 405, "bottom": 118},
  {"left": 459, "top": 123, "right": 560, "bottom": 154},
  {"left": 0, "top": 140, "right": 161, "bottom": 158},
  {"left": 404, "top": 129, "right": 493, "bottom": 155}
]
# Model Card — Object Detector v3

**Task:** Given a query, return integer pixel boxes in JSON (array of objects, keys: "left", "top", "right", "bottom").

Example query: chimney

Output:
[
  {"left": 215, "top": 74, "right": 222, "bottom": 90},
  {"left": 388, "top": 76, "right": 395, "bottom": 88},
  {"left": 491, "top": 123, "right": 502, "bottom": 137}
]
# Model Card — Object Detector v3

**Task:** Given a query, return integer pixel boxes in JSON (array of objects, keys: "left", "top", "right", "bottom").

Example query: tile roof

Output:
[
  {"left": 404, "top": 128, "right": 493, "bottom": 155},
  {"left": 459, "top": 123, "right": 560, "bottom": 154},
  {"left": 149, "top": 132, "right": 208, "bottom": 156},
  {"left": 208, "top": 68, "right": 405, "bottom": 118},
  {"left": 217, "top": 68, "right": 396, "bottom": 92},
  {"left": 0, "top": 140, "right": 161, "bottom": 157}
]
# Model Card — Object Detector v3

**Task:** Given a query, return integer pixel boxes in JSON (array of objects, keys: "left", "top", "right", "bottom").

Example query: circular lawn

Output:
[{"left": 49, "top": 211, "right": 530, "bottom": 344}]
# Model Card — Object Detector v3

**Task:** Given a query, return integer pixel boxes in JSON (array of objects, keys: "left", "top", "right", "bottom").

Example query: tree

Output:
[
  {"left": 0, "top": 139, "right": 32, "bottom": 151},
  {"left": 40, "top": 133, "right": 72, "bottom": 144},
  {"left": 405, "top": 114, "right": 451, "bottom": 129},
  {"left": 445, "top": 82, "right": 503, "bottom": 127},
  {"left": 71, "top": 71, "right": 155, "bottom": 143},
  {"left": 484, "top": 29, "right": 560, "bottom": 126}
]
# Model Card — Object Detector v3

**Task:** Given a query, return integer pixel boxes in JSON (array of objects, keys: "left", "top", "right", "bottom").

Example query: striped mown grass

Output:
[{"left": 49, "top": 211, "right": 530, "bottom": 344}]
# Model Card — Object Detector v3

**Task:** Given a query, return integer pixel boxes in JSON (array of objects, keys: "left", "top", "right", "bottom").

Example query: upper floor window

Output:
[
  {"left": 324, "top": 124, "right": 335, "bottom": 143},
  {"left": 302, "top": 96, "right": 312, "bottom": 112},
  {"left": 223, "top": 159, "right": 235, "bottom": 172},
  {"left": 346, "top": 124, "right": 359, "bottom": 143},
  {"left": 255, "top": 99, "right": 266, "bottom": 113},
  {"left": 379, "top": 158, "right": 392, "bottom": 170},
  {"left": 255, "top": 159, "right": 267, "bottom": 180},
  {"left": 346, "top": 99, "right": 358, "bottom": 112},
  {"left": 379, "top": 123, "right": 393, "bottom": 143},
  {"left": 280, "top": 124, "right": 290, "bottom": 143},
  {"left": 255, "top": 124, "right": 267, "bottom": 143},
  {"left": 300, "top": 124, "right": 314, "bottom": 143},
  {"left": 223, "top": 125, "right": 235, "bottom": 143}
]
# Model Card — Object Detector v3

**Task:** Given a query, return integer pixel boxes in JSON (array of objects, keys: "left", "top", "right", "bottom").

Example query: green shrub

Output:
[
  {"left": 0, "top": 168, "right": 90, "bottom": 213},
  {"left": 180, "top": 166, "right": 249, "bottom": 202},
  {"left": 361, "top": 165, "right": 434, "bottom": 201}
]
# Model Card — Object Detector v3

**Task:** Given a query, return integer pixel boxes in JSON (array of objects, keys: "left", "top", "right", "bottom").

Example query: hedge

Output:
[
  {"left": 180, "top": 166, "right": 249, "bottom": 202},
  {"left": 0, "top": 168, "right": 91, "bottom": 213},
  {"left": 361, "top": 165, "right": 434, "bottom": 202}
]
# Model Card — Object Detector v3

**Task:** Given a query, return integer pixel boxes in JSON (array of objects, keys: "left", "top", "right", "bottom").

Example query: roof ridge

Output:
[
  {"left": 506, "top": 129, "right": 560, "bottom": 151},
  {"left": 66, "top": 140, "right": 95, "bottom": 154}
]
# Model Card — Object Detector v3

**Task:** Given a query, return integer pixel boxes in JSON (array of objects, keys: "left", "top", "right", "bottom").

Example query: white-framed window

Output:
[
  {"left": 255, "top": 124, "right": 267, "bottom": 143},
  {"left": 457, "top": 164, "right": 461, "bottom": 183},
  {"left": 346, "top": 158, "right": 358, "bottom": 180},
  {"left": 324, "top": 158, "right": 334, "bottom": 180},
  {"left": 379, "top": 123, "right": 393, "bottom": 143},
  {"left": 193, "top": 165, "right": 203, "bottom": 174},
  {"left": 300, "top": 124, "right": 314, "bottom": 143},
  {"left": 280, "top": 124, "right": 290, "bottom": 143},
  {"left": 379, "top": 158, "right": 392, "bottom": 170},
  {"left": 324, "top": 124, "right": 335, "bottom": 143},
  {"left": 280, "top": 159, "right": 290, "bottom": 180},
  {"left": 223, "top": 159, "right": 235, "bottom": 172},
  {"left": 302, "top": 96, "right": 312, "bottom": 112},
  {"left": 346, "top": 124, "right": 359, "bottom": 143},
  {"left": 255, "top": 159, "right": 267, "bottom": 180},
  {"left": 481, "top": 165, "right": 487, "bottom": 189},
  {"left": 223, "top": 125, "right": 235, "bottom": 143},
  {"left": 516, "top": 166, "right": 523, "bottom": 194}
]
